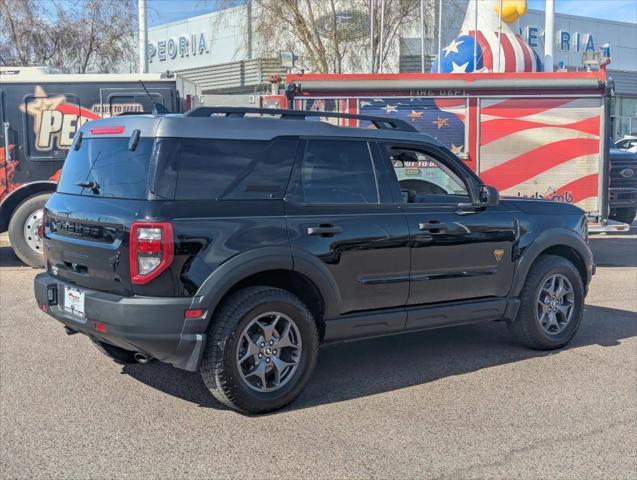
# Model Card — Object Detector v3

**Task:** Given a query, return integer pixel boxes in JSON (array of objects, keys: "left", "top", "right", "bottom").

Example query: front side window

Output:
[
  {"left": 288, "top": 139, "right": 379, "bottom": 204},
  {"left": 388, "top": 147, "right": 469, "bottom": 203}
]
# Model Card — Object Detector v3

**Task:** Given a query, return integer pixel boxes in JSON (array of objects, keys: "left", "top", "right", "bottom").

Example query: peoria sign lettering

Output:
[{"left": 147, "top": 32, "right": 210, "bottom": 64}]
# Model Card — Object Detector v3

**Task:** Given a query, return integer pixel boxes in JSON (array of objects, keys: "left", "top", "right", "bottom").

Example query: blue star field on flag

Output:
[
  {"left": 359, "top": 98, "right": 465, "bottom": 152},
  {"left": 430, "top": 35, "right": 484, "bottom": 73}
]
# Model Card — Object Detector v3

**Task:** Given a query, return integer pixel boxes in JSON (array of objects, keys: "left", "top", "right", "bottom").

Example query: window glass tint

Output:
[
  {"left": 291, "top": 140, "right": 378, "bottom": 204},
  {"left": 156, "top": 137, "right": 298, "bottom": 200},
  {"left": 389, "top": 148, "right": 468, "bottom": 203},
  {"left": 57, "top": 138, "right": 154, "bottom": 199}
]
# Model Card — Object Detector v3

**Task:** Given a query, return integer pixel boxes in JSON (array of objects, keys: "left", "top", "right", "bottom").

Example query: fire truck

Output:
[
  {"left": 263, "top": 71, "right": 621, "bottom": 232},
  {"left": 0, "top": 67, "right": 201, "bottom": 266}
]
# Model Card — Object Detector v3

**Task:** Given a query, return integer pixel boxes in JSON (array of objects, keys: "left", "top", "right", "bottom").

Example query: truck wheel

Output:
[
  {"left": 200, "top": 286, "right": 319, "bottom": 414},
  {"left": 510, "top": 255, "right": 584, "bottom": 350},
  {"left": 7, "top": 193, "right": 50, "bottom": 268},
  {"left": 91, "top": 339, "right": 138, "bottom": 365},
  {"left": 609, "top": 207, "right": 636, "bottom": 225}
]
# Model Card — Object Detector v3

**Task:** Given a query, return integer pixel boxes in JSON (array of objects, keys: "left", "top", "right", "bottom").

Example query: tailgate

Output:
[{"left": 44, "top": 194, "right": 143, "bottom": 295}]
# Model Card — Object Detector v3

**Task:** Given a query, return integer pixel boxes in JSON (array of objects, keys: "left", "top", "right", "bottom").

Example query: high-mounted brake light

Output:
[
  {"left": 129, "top": 222, "right": 174, "bottom": 285},
  {"left": 90, "top": 126, "right": 126, "bottom": 135}
]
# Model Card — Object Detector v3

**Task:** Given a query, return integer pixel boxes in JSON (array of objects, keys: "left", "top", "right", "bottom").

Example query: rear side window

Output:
[
  {"left": 153, "top": 137, "right": 299, "bottom": 200},
  {"left": 57, "top": 138, "right": 154, "bottom": 199},
  {"left": 287, "top": 139, "right": 379, "bottom": 204}
]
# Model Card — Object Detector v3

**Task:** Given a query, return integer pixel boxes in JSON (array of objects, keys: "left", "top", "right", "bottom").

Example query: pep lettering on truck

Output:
[
  {"left": 20, "top": 86, "right": 99, "bottom": 151},
  {"left": 20, "top": 86, "right": 143, "bottom": 152}
]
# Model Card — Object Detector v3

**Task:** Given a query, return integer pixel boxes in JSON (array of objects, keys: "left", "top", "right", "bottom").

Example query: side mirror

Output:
[{"left": 479, "top": 185, "right": 499, "bottom": 207}]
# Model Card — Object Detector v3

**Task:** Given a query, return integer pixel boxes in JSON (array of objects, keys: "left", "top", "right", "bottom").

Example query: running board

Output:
[{"left": 323, "top": 298, "right": 512, "bottom": 343}]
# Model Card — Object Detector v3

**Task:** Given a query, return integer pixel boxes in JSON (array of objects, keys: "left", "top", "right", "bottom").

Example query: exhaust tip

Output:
[
  {"left": 63, "top": 326, "right": 78, "bottom": 336},
  {"left": 134, "top": 352, "right": 152, "bottom": 364}
]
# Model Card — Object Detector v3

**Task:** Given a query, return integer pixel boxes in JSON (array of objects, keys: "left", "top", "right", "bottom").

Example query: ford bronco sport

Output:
[{"left": 34, "top": 107, "right": 594, "bottom": 414}]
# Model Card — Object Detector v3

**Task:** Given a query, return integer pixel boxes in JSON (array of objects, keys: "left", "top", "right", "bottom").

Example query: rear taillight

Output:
[{"left": 129, "top": 222, "right": 174, "bottom": 285}]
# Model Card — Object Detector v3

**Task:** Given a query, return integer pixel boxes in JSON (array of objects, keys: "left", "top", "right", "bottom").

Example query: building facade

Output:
[{"left": 147, "top": 4, "right": 636, "bottom": 138}]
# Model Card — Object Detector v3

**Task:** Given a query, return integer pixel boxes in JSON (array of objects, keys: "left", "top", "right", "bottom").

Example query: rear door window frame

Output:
[{"left": 285, "top": 136, "right": 383, "bottom": 206}]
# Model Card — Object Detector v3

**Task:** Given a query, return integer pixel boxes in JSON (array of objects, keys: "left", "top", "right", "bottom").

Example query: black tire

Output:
[
  {"left": 91, "top": 339, "right": 138, "bottom": 365},
  {"left": 609, "top": 207, "right": 636, "bottom": 225},
  {"left": 510, "top": 254, "right": 585, "bottom": 350},
  {"left": 7, "top": 193, "right": 50, "bottom": 268},
  {"left": 200, "top": 286, "right": 319, "bottom": 414}
]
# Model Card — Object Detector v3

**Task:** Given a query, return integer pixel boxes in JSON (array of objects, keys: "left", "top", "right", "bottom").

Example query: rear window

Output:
[
  {"left": 57, "top": 138, "right": 154, "bottom": 199},
  {"left": 152, "top": 137, "right": 299, "bottom": 200}
]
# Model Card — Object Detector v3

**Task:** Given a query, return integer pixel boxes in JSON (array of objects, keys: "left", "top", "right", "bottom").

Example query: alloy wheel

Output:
[
  {"left": 536, "top": 273, "right": 575, "bottom": 335},
  {"left": 236, "top": 312, "right": 302, "bottom": 392}
]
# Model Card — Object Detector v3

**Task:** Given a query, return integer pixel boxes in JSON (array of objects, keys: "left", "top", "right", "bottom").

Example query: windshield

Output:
[
  {"left": 57, "top": 138, "right": 154, "bottom": 199},
  {"left": 615, "top": 139, "right": 637, "bottom": 151}
]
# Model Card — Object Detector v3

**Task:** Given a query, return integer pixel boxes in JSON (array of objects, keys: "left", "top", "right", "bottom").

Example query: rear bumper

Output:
[{"left": 34, "top": 273, "right": 207, "bottom": 371}]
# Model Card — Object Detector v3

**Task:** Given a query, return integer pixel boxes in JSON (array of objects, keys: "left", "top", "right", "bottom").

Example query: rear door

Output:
[
  {"left": 0, "top": 88, "right": 6, "bottom": 195},
  {"left": 285, "top": 138, "right": 410, "bottom": 316}
]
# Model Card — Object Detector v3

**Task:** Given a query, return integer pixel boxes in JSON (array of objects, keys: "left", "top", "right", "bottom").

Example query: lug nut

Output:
[
  {"left": 258, "top": 353, "right": 263, "bottom": 358},
  {"left": 273, "top": 349, "right": 277, "bottom": 355},
  {"left": 266, "top": 358, "right": 271, "bottom": 363},
  {"left": 269, "top": 340, "right": 274, "bottom": 345},
  {"left": 260, "top": 342, "right": 265, "bottom": 347}
]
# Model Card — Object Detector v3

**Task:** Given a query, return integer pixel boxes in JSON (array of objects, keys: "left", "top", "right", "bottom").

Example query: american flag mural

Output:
[
  {"left": 478, "top": 97, "right": 602, "bottom": 211},
  {"left": 359, "top": 98, "right": 467, "bottom": 155}
]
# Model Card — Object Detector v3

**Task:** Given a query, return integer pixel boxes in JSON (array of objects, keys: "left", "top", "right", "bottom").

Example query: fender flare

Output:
[
  {"left": 192, "top": 246, "right": 342, "bottom": 326},
  {"left": 510, "top": 228, "right": 593, "bottom": 297},
  {"left": 0, "top": 182, "right": 56, "bottom": 232}
]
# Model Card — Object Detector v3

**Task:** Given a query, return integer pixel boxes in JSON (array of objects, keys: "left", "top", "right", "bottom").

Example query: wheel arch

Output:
[
  {"left": 511, "top": 228, "right": 592, "bottom": 297},
  {"left": 0, "top": 182, "right": 56, "bottom": 232},
  {"left": 194, "top": 247, "right": 341, "bottom": 340}
]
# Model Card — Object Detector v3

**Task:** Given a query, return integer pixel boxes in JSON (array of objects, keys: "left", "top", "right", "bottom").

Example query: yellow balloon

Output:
[{"left": 496, "top": 0, "right": 528, "bottom": 23}]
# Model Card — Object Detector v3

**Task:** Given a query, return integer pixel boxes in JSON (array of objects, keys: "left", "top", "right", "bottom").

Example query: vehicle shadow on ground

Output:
[
  {"left": 121, "top": 303, "right": 637, "bottom": 413},
  {"left": 589, "top": 234, "right": 637, "bottom": 268},
  {"left": 0, "top": 246, "right": 25, "bottom": 268}
]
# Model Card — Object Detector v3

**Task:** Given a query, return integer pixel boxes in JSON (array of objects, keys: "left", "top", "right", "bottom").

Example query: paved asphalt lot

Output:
[{"left": 1, "top": 231, "right": 635, "bottom": 479}]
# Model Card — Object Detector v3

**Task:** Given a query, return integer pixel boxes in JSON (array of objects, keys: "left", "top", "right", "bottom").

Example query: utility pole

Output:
[
  {"left": 420, "top": 0, "right": 425, "bottom": 73},
  {"left": 436, "top": 0, "right": 442, "bottom": 73},
  {"left": 138, "top": 0, "right": 148, "bottom": 74},
  {"left": 369, "top": 0, "right": 375, "bottom": 72},
  {"left": 247, "top": 0, "right": 253, "bottom": 60},
  {"left": 379, "top": 0, "right": 385, "bottom": 73},
  {"left": 544, "top": 0, "right": 555, "bottom": 71}
]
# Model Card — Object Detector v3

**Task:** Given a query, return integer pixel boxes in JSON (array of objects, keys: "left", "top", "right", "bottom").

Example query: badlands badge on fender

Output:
[{"left": 494, "top": 249, "right": 504, "bottom": 262}]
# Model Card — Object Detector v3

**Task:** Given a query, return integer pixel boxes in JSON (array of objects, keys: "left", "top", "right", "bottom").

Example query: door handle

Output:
[
  {"left": 419, "top": 222, "right": 448, "bottom": 234},
  {"left": 307, "top": 225, "right": 343, "bottom": 236}
]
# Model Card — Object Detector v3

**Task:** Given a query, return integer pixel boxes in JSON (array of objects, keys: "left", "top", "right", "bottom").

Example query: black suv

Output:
[{"left": 34, "top": 107, "right": 594, "bottom": 414}]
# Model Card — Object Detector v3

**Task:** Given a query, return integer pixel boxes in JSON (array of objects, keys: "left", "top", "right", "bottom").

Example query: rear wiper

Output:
[{"left": 76, "top": 180, "right": 100, "bottom": 194}]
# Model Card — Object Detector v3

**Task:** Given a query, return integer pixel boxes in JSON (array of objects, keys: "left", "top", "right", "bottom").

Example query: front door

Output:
[
  {"left": 380, "top": 143, "right": 517, "bottom": 306},
  {"left": 285, "top": 138, "right": 410, "bottom": 316}
]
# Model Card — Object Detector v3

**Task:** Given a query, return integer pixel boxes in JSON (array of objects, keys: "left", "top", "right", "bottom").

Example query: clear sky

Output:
[{"left": 147, "top": 0, "right": 637, "bottom": 27}]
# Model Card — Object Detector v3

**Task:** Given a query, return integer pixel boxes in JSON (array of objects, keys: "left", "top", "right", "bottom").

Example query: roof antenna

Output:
[{"left": 139, "top": 80, "right": 169, "bottom": 114}]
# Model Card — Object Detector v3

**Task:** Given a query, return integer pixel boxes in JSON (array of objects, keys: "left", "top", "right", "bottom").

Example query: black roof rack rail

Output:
[{"left": 184, "top": 106, "right": 418, "bottom": 133}]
